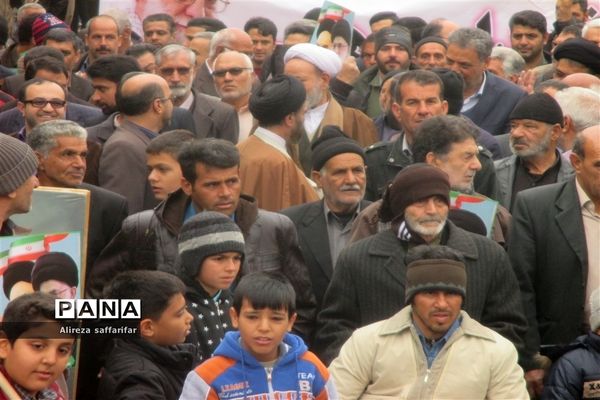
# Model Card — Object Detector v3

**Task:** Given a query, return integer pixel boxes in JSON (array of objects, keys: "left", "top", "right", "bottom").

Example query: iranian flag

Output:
[
  {"left": 5, "top": 233, "right": 69, "bottom": 265},
  {"left": 0, "top": 250, "right": 8, "bottom": 275}
]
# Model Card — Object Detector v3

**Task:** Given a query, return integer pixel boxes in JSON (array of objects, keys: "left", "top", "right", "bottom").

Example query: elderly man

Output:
[
  {"left": 192, "top": 28, "right": 254, "bottom": 96},
  {"left": 78, "top": 15, "right": 121, "bottom": 72},
  {"left": 314, "top": 163, "right": 528, "bottom": 366},
  {"left": 447, "top": 28, "right": 526, "bottom": 136},
  {"left": 155, "top": 44, "right": 238, "bottom": 142},
  {"left": 509, "top": 10, "right": 550, "bottom": 70},
  {"left": 0, "top": 135, "right": 39, "bottom": 236},
  {"left": 413, "top": 36, "right": 447, "bottom": 70},
  {"left": 495, "top": 93, "right": 574, "bottom": 211},
  {"left": 283, "top": 43, "right": 377, "bottom": 174},
  {"left": 553, "top": 38, "right": 600, "bottom": 79},
  {"left": 238, "top": 75, "right": 318, "bottom": 211},
  {"left": 331, "top": 245, "right": 528, "bottom": 399},
  {"left": 212, "top": 51, "right": 255, "bottom": 142},
  {"left": 509, "top": 125, "right": 600, "bottom": 396},
  {"left": 26, "top": 119, "right": 127, "bottom": 272},
  {"left": 98, "top": 73, "right": 173, "bottom": 214},
  {"left": 582, "top": 18, "right": 600, "bottom": 47},
  {"left": 555, "top": 87, "right": 600, "bottom": 154},
  {"left": 488, "top": 47, "right": 526, "bottom": 84},
  {"left": 281, "top": 126, "right": 370, "bottom": 309}
]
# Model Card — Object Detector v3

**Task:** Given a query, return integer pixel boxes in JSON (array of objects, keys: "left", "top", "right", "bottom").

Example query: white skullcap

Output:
[{"left": 284, "top": 43, "right": 342, "bottom": 78}]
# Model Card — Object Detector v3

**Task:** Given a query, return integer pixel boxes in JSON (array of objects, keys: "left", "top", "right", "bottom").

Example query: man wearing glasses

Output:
[
  {"left": 16, "top": 79, "right": 68, "bottom": 141},
  {"left": 156, "top": 44, "right": 239, "bottom": 143}
]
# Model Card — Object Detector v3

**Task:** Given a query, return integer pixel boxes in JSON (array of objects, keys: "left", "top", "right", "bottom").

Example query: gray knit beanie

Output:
[
  {"left": 590, "top": 288, "right": 600, "bottom": 332},
  {"left": 405, "top": 258, "right": 467, "bottom": 304},
  {"left": 178, "top": 211, "right": 245, "bottom": 278},
  {"left": 0, "top": 135, "right": 38, "bottom": 196}
]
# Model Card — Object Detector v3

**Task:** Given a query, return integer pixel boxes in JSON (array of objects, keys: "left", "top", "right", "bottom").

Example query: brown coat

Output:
[{"left": 238, "top": 135, "right": 318, "bottom": 212}]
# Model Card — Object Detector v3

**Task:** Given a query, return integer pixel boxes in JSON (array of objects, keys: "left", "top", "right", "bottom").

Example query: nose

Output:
[
  {"left": 184, "top": 309, "right": 193, "bottom": 324},
  {"left": 424, "top": 198, "right": 438, "bottom": 213},
  {"left": 218, "top": 183, "right": 232, "bottom": 198},
  {"left": 33, "top": 176, "right": 40, "bottom": 188},
  {"left": 148, "top": 169, "right": 158, "bottom": 183},
  {"left": 511, "top": 125, "right": 524, "bottom": 138},
  {"left": 433, "top": 292, "right": 450, "bottom": 308},
  {"left": 471, "top": 156, "right": 482, "bottom": 171},
  {"left": 73, "top": 155, "right": 86, "bottom": 168},
  {"left": 42, "top": 349, "right": 57, "bottom": 365},
  {"left": 224, "top": 258, "right": 238, "bottom": 272},
  {"left": 257, "top": 316, "right": 270, "bottom": 332},
  {"left": 417, "top": 101, "right": 431, "bottom": 116},
  {"left": 42, "top": 102, "right": 55, "bottom": 112}
]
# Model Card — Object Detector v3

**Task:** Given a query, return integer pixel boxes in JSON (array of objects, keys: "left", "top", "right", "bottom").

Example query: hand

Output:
[
  {"left": 516, "top": 69, "right": 536, "bottom": 94},
  {"left": 337, "top": 56, "right": 360, "bottom": 85},
  {"left": 525, "top": 369, "right": 545, "bottom": 398}
]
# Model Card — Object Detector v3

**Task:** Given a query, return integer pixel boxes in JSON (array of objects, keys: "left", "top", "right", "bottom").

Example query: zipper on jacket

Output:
[
  {"left": 424, "top": 368, "right": 431, "bottom": 383},
  {"left": 266, "top": 367, "right": 275, "bottom": 400}
]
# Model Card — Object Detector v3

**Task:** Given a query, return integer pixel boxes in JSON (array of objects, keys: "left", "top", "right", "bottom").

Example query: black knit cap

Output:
[
  {"left": 2, "top": 261, "right": 34, "bottom": 298},
  {"left": 374, "top": 26, "right": 413, "bottom": 56},
  {"left": 311, "top": 125, "right": 365, "bottom": 171},
  {"left": 178, "top": 211, "right": 245, "bottom": 278},
  {"left": 379, "top": 163, "right": 450, "bottom": 222},
  {"left": 554, "top": 38, "right": 600, "bottom": 75},
  {"left": 249, "top": 75, "right": 306, "bottom": 125},
  {"left": 509, "top": 93, "right": 564, "bottom": 127},
  {"left": 31, "top": 252, "right": 79, "bottom": 290},
  {"left": 405, "top": 258, "right": 467, "bottom": 304}
]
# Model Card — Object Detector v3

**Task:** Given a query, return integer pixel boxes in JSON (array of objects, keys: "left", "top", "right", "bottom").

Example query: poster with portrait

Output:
[
  {"left": 450, "top": 191, "right": 498, "bottom": 239},
  {"left": 310, "top": 1, "right": 355, "bottom": 60}
]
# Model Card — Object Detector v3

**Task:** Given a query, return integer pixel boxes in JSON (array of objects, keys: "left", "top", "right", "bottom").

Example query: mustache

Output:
[
  {"left": 417, "top": 217, "right": 443, "bottom": 224},
  {"left": 340, "top": 184, "right": 362, "bottom": 191}
]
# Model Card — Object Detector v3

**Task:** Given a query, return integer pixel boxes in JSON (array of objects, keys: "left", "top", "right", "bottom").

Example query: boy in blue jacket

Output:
[{"left": 179, "top": 271, "right": 337, "bottom": 399}]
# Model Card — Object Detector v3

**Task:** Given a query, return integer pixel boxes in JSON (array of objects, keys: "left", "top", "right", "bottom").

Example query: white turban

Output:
[{"left": 284, "top": 43, "right": 342, "bottom": 78}]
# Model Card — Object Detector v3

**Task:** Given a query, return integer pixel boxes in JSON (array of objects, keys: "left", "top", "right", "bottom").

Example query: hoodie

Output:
[{"left": 179, "top": 331, "right": 337, "bottom": 399}]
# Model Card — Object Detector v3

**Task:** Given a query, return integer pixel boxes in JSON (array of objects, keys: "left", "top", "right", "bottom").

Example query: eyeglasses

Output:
[
  {"left": 157, "top": 95, "right": 176, "bottom": 103},
  {"left": 212, "top": 67, "right": 253, "bottom": 78},
  {"left": 24, "top": 98, "right": 66, "bottom": 109},
  {"left": 159, "top": 67, "right": 192, "bottom": 76}
]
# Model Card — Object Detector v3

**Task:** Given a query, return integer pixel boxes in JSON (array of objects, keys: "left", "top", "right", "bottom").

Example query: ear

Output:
[
  {"left": 562, "top": 115, "right": 573, "bottom": 134},
  {"left": 441, "top": 100, "right": 448, "bottom": 115},
  {"left": 34, "top": 151, "right": 45, "bottom": 167},
  {"left": 229, "top": 307, "right": 239, "bottom": 329},
  {"left": 283, "top": 113, "right": 295, "bottom": 128},
  {"left": 287, "top": 312, "right": 297, "bottom": 332},
  {"left": 542, "top": 32, "right": 549, "bottom": 45},
  {"left": 180, "top": 177, "right": 192, "bottom": 196},
  {"left": 569, "top": 151, "right": 582, "bottom": 173},
  {"left": 550, "top": 123, "right": 562, "bottom": 142},
  {"left": 17, "top": 102, "right": 25, "bottom": 115},
  {"left": 391, "top": 101, "right": 401, "bottom": 122},
  {"left": 320, "top": 71, "right": 331, "bottom": 87},
  {"left": 311, "top": 170, "right": 322, "bottom": 188},
  {"left": 139, "top": 318, "right": 155, "bottom": 339},
  {"left": 0, "top": 337, "right": 10, "bottom": 360},
  {"left": 425, "top": 152, "right": 438, "bottom": 166}
]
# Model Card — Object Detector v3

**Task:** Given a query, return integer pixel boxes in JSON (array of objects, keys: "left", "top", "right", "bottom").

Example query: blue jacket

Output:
[
  {"left": 179, "top": 331, "right": 337, "bottom": 399},
  {"left": 542, "top": 332, "right": 600, "bottom": 400}
]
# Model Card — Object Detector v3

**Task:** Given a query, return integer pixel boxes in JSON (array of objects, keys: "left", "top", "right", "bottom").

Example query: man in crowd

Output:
[
  {"left": 330, "top": 245, "right": 528, "bottom": 398},
  {"left": 554, "top": 87, "right": 600, "bottom": 155},
  {"left": 495, "top": 93, "right": 574, "bottom": 211},
  {"left": 91, "top": 138, "right": 316, "bottom": 341},
  {"left": 212, "top": 51, "right": 255, "bottom": 142},
  {"left": 553, "top": 38, "right": 600, "bottom": 79},
  {"left": 155, "top": 44, "right": 238, "bottom": 142},
  {"left": 143, "top": 13, "right": 176, "bottom": 47},
  {"left": 281, "top": 126, "right": 370, "bottom": 310},
  {"left": 488, "top": 47, "right": 525, "bottom": 84},
  {"left": 283, "top": 43, "right": 377, "bottom": 174},
  {"left": 192, "top": 28, "right": 254, "bottom": 96},
  {"left": 447, "top": 27, "right": 526, "bottom": 136},
  {"left": 413, "top": 36, "right": 447, "bottom": 70},
  {"left": 238, "top": 75, "right": 318, "bottom": 211},
  {"left": 369, "top": 11, "right": 398, "bottom": 33},
  {"left": 0, "top": 135, "right": 38, "bottom": 236},
  {"left": 78, "top": 15, "right": 121, "bottom": 72},
  {"left": 187, "top": 32, "right": 213, "bottom": 68},
  {"left": 582, "top": 18, "right": 600, "bottom": 47},
  {"left": 509, "top": 10, "right": 550, "bottom": 70},
  {"left": 98, "top": 72, "right": 173, "bottom": 214},
  {"left": 244, "top": 17, "right": 277, "bottom": 77},
  {"left": 509, "top": 125, "right": 600, "bottom": 396}
]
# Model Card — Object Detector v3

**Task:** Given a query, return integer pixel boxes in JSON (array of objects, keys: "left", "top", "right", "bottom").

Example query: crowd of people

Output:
[{"left": 0, "top": 0, "right": 599, "bottom": 399}]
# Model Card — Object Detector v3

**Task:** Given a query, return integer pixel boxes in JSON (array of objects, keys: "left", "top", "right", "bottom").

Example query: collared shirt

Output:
[
  {"left": 402, "top": 133, "right": 412, "bottom": 157},
  {"left": 304, "top": 101, "right": 329, "bottom": 141},
  {"left": 204, "top": 59, "right": 214, "bottom": 75},
  {"left": 414, "top": 315, "right": 462, "bottom": 368},
  {"left": 511, "top": 151, "right": 562, "bottom": 209},
  {"left": 237, "top": 105, "right": 253, "bottom": 143},
  {"left": 576, "top": 178, "right": 600, "bottom": 323},
  {"left": 324, "top": 201, "right": 361, "bottom": 267},
  {"left": 461, "top": 72, "right": 487, "bottom": 113},
  {"left": 128, "top": 120, "right": 158, "bottom": 141},
  {"left": 179, "top": 92, "right": 194, "bottom": 110},
  {"left": 253, "top": 126, "right": 290, "bottom": 158},
  {"left": 16, "top": 127, "right": 25, "bottom": 142}
]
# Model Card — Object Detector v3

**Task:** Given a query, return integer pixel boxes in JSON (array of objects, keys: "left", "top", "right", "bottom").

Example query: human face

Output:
[
  {"left": 332, "top": 36, "right": 350, "bottom": 60},
  {"left": 361, "top": 41, "right": 376, "bottom": 69},
  {"left": 38, "top": 136, "right": 87, "bottom": 188},
  {"left": 583, "top": 27, "right": 600, "bottom": 47},
  {"left": 147, "top": 152, "right": 183, "bottom": 201},
  {"left": 86, "top": 17, "right": 121, "bottom": 61},
  {"left": 144, "top": 21, "right": 174, "bottom": 47},
  {"left": 145, "top": 293, "right": 193, "bottom": 346},
  {"left": 157, "top": 79, "right": 174, "bottom": 127},
  {"left": 185, "top": 26, "right": 205, "bottom": 46},
  {"left": 181, "top": 164, "right": 241, "bottom": 216},
  {"left": 510, "top": 25, "right": 547, "bottom": 63},
  {"left": 430, "top": 138, "right": 481, "bottom": 193},
  {"left": 312, "top": 153, "right": 366, "bottom": 214},
  {"left": 0, "top": 324, "right": 74, "bottom": 395},
  {"left": 391, "top": 82, "right": 448, "bottom": 138},
  {"left": 376, "top": 43, "right": 411, "bottom": 74},
  {"left": 486, "top": 58, "right": 505, "bottom": 79},
  {"left": 553, "top": 58, "right": 591, "bottom": 79},
  {"left": 8, "top": 175, "right": 39, "bottom": 214},
  {"left": 213, "top": 53, "right": 253, "bottom": 103},
  {"left": 571, "top": 3, "right": 588, "bottom": 22},
  {"left": 230, "top": 298, "right": 296, "bottom": 362},
  {"left": 290, "top": 108, "right": 307, "bottom": 144},
  {"left": 158, "top": 52, "right": 194, "bottom": 104},
  {"left": 415, "top": 42, "right": 447, "bottom": 70},
  {"left": 45, "top": 40, "right": 79, "bottom": 71},
  {"left": 197, "top": 252, "right": 241, "bottom": 296},
  {"left": 247, "top": 28, "right": 275, "bottom": 66},
  {"left": 404, "top": 196, "right": 449, "bottom": 242},
  {"left": 510, "top": 119, "right": 558, "bottom": 158},
  {"left": 189, "top": 37, "right": 211, "bottom": 67},
  {"left": 90, "top": 78, "right": 117, "bottom": 115},
  {"left": 446, "top": 44, "right": 487, "bottom": 95},
  {"left": 136, "top": 52, "right": 157, "bottom": 74},
  {"left": 552, "top": 31, "right": 577, "bottom": 51},
  {"left": 284, "top": 58, "right": 327, "bottom": 109},
  {"left": 411, "top": 290, "right": 462, "bottom": 340},
  {"left": 570, "top": 128, "right": 600, "bottom": 205},
  {"left": 38, "top": 280, "right": 77, "bottom": 299},
  {"left": 19, "top": 82, "right": 66, "bottom": 131}
]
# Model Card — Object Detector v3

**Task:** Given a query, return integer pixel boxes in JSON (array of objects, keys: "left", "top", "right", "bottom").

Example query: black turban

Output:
[
  {"left": 249, "top": 75, "right": 306, "bottom": 126},
  {"left": 554, "top": 38, "right": 600, "bottom": 75}
]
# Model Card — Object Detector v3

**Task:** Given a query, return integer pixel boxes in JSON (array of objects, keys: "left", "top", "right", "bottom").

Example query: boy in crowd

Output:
[
  {"left": 97, "top": 270, "right": 196, "bottom": 400},
  {"left": 179, "top": 271, "right": 337, "bottom": 399},
  {"left": 0, "top": 292, "right": 75, "bottom": 399},
  {"left": 178, "top": 211, "right": 245, "bottom": 362},
  {"left": 146, "top": 130, "right": 195, "bottom": 201}
]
